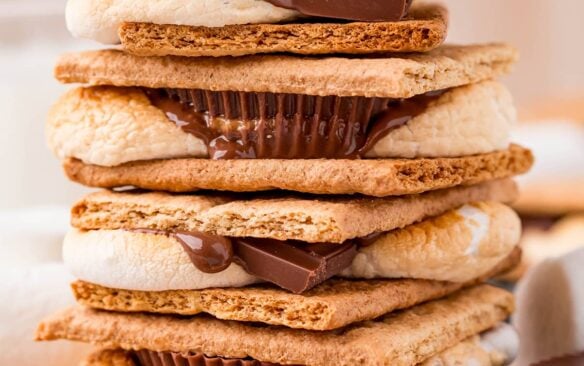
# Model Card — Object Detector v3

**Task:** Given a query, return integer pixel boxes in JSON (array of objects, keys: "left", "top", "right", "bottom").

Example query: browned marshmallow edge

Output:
[
  {"left": 54, "top": 44, "right": 518, "bottom": 98},
  {"left": 71, "top": 179, "right": 518, "bottom": 243},
  {"left": 119, "top": 4, "right": 447, "bottom": 58},
  {"left": 63, "top": 145, "right": 532, "bottom": 197},
  {"left": 36, "top": 285, "right": 514, "bottom": 366},
  {"left": 71, "top": 247, "right": 520, "bottom": 331}
]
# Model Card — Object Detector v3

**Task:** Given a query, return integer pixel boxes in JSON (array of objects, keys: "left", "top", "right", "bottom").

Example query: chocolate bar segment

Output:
[
  {"left": 266, "top": 0, "right": 413, "bottom": 22},
  {"left": 234, "top": 238, "right": 358, "bottom": 293},
  {"left": 145, "top": 88, "right": 444, "bottom": 159},
  {"left": 133, "top": 350, "right": 287, "bottom": 366}
]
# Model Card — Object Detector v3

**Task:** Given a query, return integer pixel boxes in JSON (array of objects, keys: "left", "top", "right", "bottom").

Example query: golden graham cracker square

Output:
[{"left": 118, "top": 4, "right": 447, "bottom": 58}]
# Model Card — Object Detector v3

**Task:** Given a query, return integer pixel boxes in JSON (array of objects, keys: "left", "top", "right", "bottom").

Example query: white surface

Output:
[
  {"left": 0, "top": 9, "right": 90, "bottom": 210},
  {"left": 513, "top": 120, "right": 584, "bottom": 183},
  {"left": 0, "top": 207, "right": 89, "bottom": 366},
  {"left": 514, "top": 248, "right": 584, "bottom": 365},
  {"left": 66, "top": 0, "right": 300, "bottom": 44},
  {"left": 0, "top": 264, "right": 91, "bottom": 366},
  {"left": 0, "top": 207, "right": 69, "bottom": 266}
]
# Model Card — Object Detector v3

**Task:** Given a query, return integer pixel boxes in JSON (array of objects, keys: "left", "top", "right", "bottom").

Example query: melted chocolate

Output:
[
  {"left": 175, "top": 231, "right": 233, "bottom": 273},
  {"left": 131, "top": 229, "right": 361, "bottom": 293},
  {"left": 266, "top": 0, "right": 413, "bottom": 22},
  {"left": 145, "top": 88, "right": 444, "bottom": 159},
  {"left": 132, "top": 229, "right": 233, "bottom": 273}
]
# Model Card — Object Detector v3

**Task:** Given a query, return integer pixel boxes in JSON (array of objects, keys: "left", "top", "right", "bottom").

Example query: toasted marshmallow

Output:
[
  {"left": 342, "top": 202, "right": 520, "bottom": 283},
  {"left": 48, "top": 81, "right": 514, "bottom": 167},
  {"left": 66, "top": 0, "right": 300, "bottom": 44},
  {"left": 63, "top": 229, "right": 261, "bottom": 291},
  {"left": 366, "top": 80, "right": 515, "bottom": 159},
  {"left": 63, "top": 202, "right": 519, "bottom": 291}
]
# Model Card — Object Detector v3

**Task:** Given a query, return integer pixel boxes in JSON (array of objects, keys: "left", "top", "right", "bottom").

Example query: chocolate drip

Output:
[
  {"left": 145, "top": 88, "right": 445, "bottom": 160},
  {"left": 132, "top": 229, "right": 233, "bottom": 273},
  {"left": 359, "top": 89, "right": 447, "bottom": 153},
  {"left": 174, "top": 231, "right": 233, "bottom": 273},
  {"left": 131, "top": 229, "right": 359, "bottom": 293},
  {"left": 133, "top": 349, "right": 287, "bottom": 366},
  {"left": 266, "top": 0, "right": 413, "bottom": 22}
]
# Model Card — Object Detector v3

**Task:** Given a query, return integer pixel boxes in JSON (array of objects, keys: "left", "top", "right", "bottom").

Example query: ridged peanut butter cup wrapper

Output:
[
  {"left": 146, "top": 88, "right": 391, "bottom": 159},
  {"left": 133, "top": 350, "right": 286, "bottom": 366}
]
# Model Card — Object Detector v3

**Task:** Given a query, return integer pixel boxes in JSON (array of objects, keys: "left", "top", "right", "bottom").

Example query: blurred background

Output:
[{"left": 0, "top": 0, "right": 582, "bottom": 365}]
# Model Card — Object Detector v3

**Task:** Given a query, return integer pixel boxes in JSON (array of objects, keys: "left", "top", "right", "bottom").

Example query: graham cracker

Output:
[
  {"left": 54, "top": 44, "right": 518, "bottom": 98},
  {"left": 36, "top": 285, "right": 514, "bottom": 366},
  {"left": 71, "top": 179, "right": 518, "bottom": 243},
  {"left": 82, "top": 336, "right": 493, "bottom": 366},
  {"left": 63, "top": 145, "right": 532, "bottom": 198},
  {"left": 71, "top": 247, "right": 520, "bottom": 331},
  {"left": 119, "top": 4, "right": 447, "bottom": 58}
]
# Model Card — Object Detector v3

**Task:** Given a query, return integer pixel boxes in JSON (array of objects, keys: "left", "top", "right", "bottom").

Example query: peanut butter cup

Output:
[
  {"left": 133, "top": 350, "right": 285, "bottom": 366},
  {"left": 145, "top": 88, "right": 445, "bottom": 159}
]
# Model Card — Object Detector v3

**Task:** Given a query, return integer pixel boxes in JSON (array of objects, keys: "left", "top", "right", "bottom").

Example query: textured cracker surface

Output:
[
  {"left": 71, "top": 179, "right": 518, "bottom": 243},
  {"left": 82, "top": 336, "right": 495, "bottom": 366},
  {"left": 63, "top": 145, "right": 533, "bottom": 197},
  {"left": 54, "top": 44, "right": 518, "bottom": 98},
  {"left": 119, "top": 4, "right": 447, "bottom": 57},
  {"left": 71, "top": 247, "right": 520, "bottom": 331},
  {"left": 36, "top": 285, "right": 514, "bottom": 366}
]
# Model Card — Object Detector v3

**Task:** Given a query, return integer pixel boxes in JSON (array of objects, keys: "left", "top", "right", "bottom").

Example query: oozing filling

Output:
[
  {"left": 145, "top": 88, "right": 446, "bottom": 159},
  {"left": 265, "top": 0, "right": 414, "bottom": 22},
  {"left": 132, "top": 229, "right": 381, "bottom": 294}
]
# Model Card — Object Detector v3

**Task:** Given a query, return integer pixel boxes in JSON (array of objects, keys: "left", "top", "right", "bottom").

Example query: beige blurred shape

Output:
[{"left": 514, "top": 248, "right": 584, "bottom": 365}]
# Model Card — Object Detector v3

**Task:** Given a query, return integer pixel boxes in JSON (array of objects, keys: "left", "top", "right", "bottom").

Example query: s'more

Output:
[{"left": 36, "top": 1, "right": 533, "bottom": 365}]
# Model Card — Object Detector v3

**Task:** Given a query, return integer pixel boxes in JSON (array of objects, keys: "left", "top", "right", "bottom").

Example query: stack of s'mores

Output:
[{"left": 36, "top": 1, "right": 534, "bottom": 365}]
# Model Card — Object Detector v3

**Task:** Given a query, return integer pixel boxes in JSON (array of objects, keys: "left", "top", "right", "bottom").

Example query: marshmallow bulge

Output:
[
  {"left": 48, "top": 81, "right": 516, "bottom": 166},
  {"left": 66, "top": 0, "right": 300, "bottom": 44}
]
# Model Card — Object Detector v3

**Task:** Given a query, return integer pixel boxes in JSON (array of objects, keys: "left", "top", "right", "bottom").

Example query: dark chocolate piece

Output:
[
  {"left": 266, "top": 0, "right": 413, "bottom": 22},
  {"left": 133, "top": 349, "right": 287, "bottom": 366},
  {"left": 234, "top": 238, "right": 358, "bottom": 293},
  {"left": 144, "top": 88, "right": 444, "bottom": 159}
]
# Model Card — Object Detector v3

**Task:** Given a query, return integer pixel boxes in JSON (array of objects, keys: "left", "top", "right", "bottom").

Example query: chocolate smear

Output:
[{"left": 266, "top": 0, "right": 413, "bottom": 22}]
